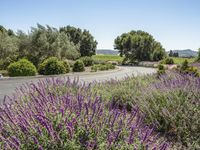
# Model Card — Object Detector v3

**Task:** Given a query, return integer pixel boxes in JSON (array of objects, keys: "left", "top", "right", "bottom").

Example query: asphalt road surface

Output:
[{"left": 0, "top": 66, "right": 156, "bottom": 102}]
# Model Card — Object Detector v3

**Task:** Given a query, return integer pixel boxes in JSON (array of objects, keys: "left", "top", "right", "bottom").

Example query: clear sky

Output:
[{"left": 1, "top": 0, "right": 200, "bottom": 51}]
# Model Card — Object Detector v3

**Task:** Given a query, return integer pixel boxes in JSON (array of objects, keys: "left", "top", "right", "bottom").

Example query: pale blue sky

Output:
[{"left": 1, "top": 0, "right": 200, "bottom": 50}]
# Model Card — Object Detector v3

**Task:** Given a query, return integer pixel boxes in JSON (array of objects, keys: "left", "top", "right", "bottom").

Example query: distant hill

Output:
[
  {"left": 96, "top": 49, "right": 119, "bottom": 55},
  {"left": 168, "top": 49, "right": 198, "bottom": 57}
]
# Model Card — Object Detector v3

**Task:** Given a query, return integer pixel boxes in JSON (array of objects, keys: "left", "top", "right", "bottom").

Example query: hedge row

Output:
[{"left": 7, "top": 58, "right": 85, "bottom": 77}]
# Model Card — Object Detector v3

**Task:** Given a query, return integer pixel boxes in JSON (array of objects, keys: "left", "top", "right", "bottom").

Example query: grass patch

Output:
[
  {"left": 92, "top": 55, "right": 124, "bottom": 64},
  {"left": 91, "top": 64, "right": 116, "bottom": 72},
  {"left": 170, "top": 57, "right": 195, "bottom": 64}
]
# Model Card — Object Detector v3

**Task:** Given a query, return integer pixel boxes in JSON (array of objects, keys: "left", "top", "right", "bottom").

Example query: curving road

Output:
[{"left": 0, "top": 66, "right": 156, "bottom": 101}]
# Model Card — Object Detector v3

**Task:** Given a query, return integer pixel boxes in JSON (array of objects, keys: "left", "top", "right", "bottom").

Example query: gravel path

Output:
[{"left": 0, "top": 66, "right": 156, "bottom": 101}]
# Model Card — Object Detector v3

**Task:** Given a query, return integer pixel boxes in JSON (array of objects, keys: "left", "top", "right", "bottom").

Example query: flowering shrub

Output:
[
  {"left": 0, "top": 78, "right": 168, "bottom": 150},
  {"left": 93, "top": 73, "right": 200, "bottom": 149}
]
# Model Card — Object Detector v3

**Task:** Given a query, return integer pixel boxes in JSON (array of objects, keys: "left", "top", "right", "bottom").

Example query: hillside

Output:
[
  {"left": 168, "top": 49, "right": 198, "bottom": 57},
  {"left": 96, "top": 49, "right": 119, "bottom": 55}
]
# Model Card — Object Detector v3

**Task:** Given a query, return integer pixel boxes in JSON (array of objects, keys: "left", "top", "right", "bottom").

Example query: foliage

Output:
[
  {"left": 163, "top": 57, "right": 174, "bottom": 64},
  {"left": 72, "top": 60, "right": 85, "bottom": 72},
  {"left": 197, "top": 48, "right": 200, "bottom": 62},
  {"left": 79, "top": 30, "right": 97, "bottom": 56},
  {"left": 152, "top": 48, "right": 166, "bottom": 61},
  {"left": 38, "top": 57, "right": 66, "bottom": 75},
  {"left": 157, "top": 64, "right": 166, "bottom": 76},
  {"left": 7, "top": 59, "right": 37, "bottom": 77},
  {"left": 0, "top": 29, "right": 18, "bottom": 69},
  {"left": 170, "top": 57, "right": 195, "bottom": 64},
  {"left": 60, "top": 26, "right": 98, "bottom": 57},
  {"left": 60, "top": 25, "right": 82, "bottom": 45},
  {"left": 179, "top": 60, "right": 200, "bottom": 77},
  {"left": 0, "top": 78, "right": 168, "bottom": 150},
  {"left": 114, "top": 30, "right": 166, "bottom": 61},
  {"left": 62, "top": 60, "right": 70, "bottom": 73},
  {"left": 0, "top": 70, "right": 8, "bottom": 76},
  {"left": 169, "top": 50, "right": 179, "bottom": 57},
  {"left": 93, "top": 74, "right": 200, "bottom": 149},
  {"left": 0, "top": 24, "right": 96, "bottom": 68},
  {"left": 80, "top": 56, "right": 94, "bottom": 66},
  {"left": 92, "top": 55, "right": 123, "bottom": 64},
  {"left": 180, "top": 59, "right": 189, "bottom": 71},
  {"left": 91, "top": 64, "right": 116, "bottom": 72}
]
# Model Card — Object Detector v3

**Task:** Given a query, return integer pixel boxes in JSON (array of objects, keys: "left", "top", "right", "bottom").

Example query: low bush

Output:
[
  {"left": 62, "top": 60, "right": 70, "bottom": 73},
  {"left": 80, "top": 56, "right": 94, "bottom": 66},
  {"left": 163, "top": 57, "right": 174, "bottom": 64},
  {"left": 7, "top": 59, "right": 37, "bottom": 77},
  {"left": 91, "top": 64, "right": 115, "bottom": 72},
  {"left": 157, "top": 64, "right": 166, "bottom": 76},
  {"left": 72, "top": 60, "right": 85, "bottom": 72},
  {"left": 179, "top": 60, "right": 200, "bottom": 77},
  {"left": 38, "top": 57, "right": 66, "bottom": 75},
  {"left": 0, "top": 70, "right": 8, "bottom": 76}
]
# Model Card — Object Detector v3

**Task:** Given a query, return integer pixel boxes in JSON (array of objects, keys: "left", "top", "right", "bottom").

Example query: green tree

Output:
[
  {"left": 80, "top": 30, "right": 97, "bottom": 56},
  {"left": 169, "top": 50, "right": 173, "bottom": 57},
  {"left": 114, "top": 30, "right": 165, "bottom": 62},
  {"left": 60, "top": 26, "right": 97, "bottom": 57},
  {"left": 0, "top": 28, "right": 18, "bottom": 69},
  {"left": 56, "top": 32, "right": 80, "bottom": 60},
  {"left": 60, "top": 25, "right": 82, "bottom": 45}
]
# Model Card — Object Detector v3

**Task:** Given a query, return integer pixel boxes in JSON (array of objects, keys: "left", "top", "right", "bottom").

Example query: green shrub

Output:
[
  {"left": 7, "top": 59, "right": 37, "bottom": 77},
  {"left": 80, "top": 56, "right": 94, "bottom": 66},
  {"left": 0, "top": 70, "right": 8, "bottom": 76},
  {"left": 91, "top": 65, "right": 98, "bottom": 72},
  {"left": 65, "top": 49, "right": 81, "bottom": 60},
  {"left": 185, "top": 66, "right": 200, "bottom": 77},
  {"left": 152, "top": 49, "right": 165, "bottom": 61},
  {"left": 72, "top": 60, "right": 85, "bottom": 72},
  {"left": 91, "top": 64, "right": 115, "bottom": 72},
  {"left": 179, "top": 60, "right": 200, "bottom": 77},
  {"left": 62, "top": 60, "right": 70, "bottom": 73},
  {"left": 38, "top": 57, "right": 66, "bottom": 75},
  {"left": 180, "top": 59, "right": 189, "bottom": 71},
  {"left": 164, "top": 57, "right": 174, "bottom": 64},
  {"left": 157, "top": 64, "right": 166, "bottom": 75},
  {"left": 93, "top": 59, "right": 107, "bottom": 65}
]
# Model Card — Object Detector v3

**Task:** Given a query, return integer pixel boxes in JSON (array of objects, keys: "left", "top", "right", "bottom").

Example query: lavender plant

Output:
[
  {"left": 94, "top": 73, "right": 200, "bottom": 149},
  {"left": 0, "top": 78, "right": 168, "bottom": 150}
]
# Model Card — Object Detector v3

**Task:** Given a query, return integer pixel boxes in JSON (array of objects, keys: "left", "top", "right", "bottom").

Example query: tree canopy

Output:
[
  {"left": 0, "top": 24, "right": 97, "bottom": 69},
  {"left": 114, "top": 30, "right": 166, "bottom": 61}
]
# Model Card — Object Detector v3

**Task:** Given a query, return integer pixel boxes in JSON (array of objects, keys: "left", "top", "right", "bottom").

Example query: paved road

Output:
[{"left": 0, "top": 66, "right": 156, "bottom": 101}]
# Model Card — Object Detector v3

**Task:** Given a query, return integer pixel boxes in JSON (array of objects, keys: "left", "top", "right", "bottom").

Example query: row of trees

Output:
[
  {"left": 114, "top": 30, "right": 166, "bottom": 62},
  {"left": 169, "top": 50, "right": 179, "bottom": 57},
  {"left": 0, "top": 24, "right": 97, "bottom": 69}
]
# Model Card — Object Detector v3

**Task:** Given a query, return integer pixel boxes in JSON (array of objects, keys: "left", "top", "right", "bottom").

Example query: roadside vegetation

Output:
[
  {"left": 92, "top": 55, "right": 123, "bottom": 65},
  {"left": 0, "top": 25, "right": 117, "bottom": 77}
]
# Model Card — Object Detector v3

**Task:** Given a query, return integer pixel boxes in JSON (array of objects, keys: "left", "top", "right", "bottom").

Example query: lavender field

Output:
[{"left": 0, "top": 70, "right": 200, "bottom": 150}]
